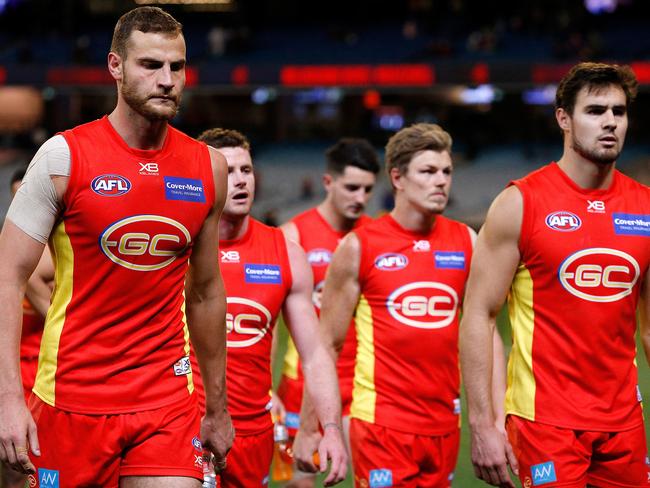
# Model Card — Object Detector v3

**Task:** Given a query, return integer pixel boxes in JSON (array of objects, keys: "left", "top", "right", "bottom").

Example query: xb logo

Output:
[{"left": 587, "top": 200, "right": 605, "bottom": 213}]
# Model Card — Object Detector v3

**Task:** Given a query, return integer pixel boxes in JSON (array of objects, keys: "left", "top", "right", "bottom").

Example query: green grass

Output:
[{"left": 271, "top": 308, "right": 650, "bottom": 488}]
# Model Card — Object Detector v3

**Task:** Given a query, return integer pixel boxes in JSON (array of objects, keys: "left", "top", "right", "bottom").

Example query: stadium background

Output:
[{"left": 0, "top": 0, "right": 648, "bottom": 486}]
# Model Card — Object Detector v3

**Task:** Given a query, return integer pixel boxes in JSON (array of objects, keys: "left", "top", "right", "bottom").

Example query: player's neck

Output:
[
  {"left": 220, "top": 214, "right": 250, "bottom": 241},
  {"left": 317, "top": 201, "right": 356, "bottom": 232},
  {"left": 390, "top": 202, "right": 437, "bottom": 234},
  {"left": 557, "top": 151, "right": 616, "bottom": 190},
  {"left": 108, "top": 104, "right": 168, "bottom": 151}
]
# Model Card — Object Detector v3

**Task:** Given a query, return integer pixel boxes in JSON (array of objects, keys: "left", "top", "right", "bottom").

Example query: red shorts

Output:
[
  {"left": 277, "top": 375, "right": 352, "bottom": 437},
  {"left": 507, "top": 415, "right": 650, "bottom": 488},
  {"left": 218, "top": 426, "right": 273, "bottom": 487},
  {"left": 21, "top": 356, "right": 38, "bottom": 402},
  {"left": 27, "top": 393, "right": 203, "bottom": 487},
  {"left": 349, "top": 418, "right": 459, "bottom": 488}
]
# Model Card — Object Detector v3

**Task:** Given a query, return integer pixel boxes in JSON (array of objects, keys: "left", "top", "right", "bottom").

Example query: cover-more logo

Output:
[
  {"left": 558, "top": 247, "right": 640, "bottom": 303},
  {"left": 226, "top": 297, "right": 272, "bottom": 348},
  {"left": 386, "top": 281, "right": 458, "bottom": 329},
  {"left": 100, "top": 215, "right": 191, "bottom": 271}
]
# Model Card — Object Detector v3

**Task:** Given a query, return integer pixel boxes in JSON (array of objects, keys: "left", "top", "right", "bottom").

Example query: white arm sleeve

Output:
[{"left": 6, "top": 135, "right": 71, "bottom": 244}]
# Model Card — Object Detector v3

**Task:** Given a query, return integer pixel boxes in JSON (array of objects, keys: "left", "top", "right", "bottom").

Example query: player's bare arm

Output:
[
  {"left": 283, "top": 237, "right": 347, "bottom": 486},
  {"left": 640, "top": 267, "right": 650, "bottom": 367},
  {"left": 459, "top": 185, "right": 522, "bottom": 488},
  {"left": 279, "top": 220, "right": 301, "bottom": 245},
  {"left": 25, "top": 250, "right": 55, "bottom": 319},
  {"left": 185, "top": 147, "right": 234, "bottom": 467}
]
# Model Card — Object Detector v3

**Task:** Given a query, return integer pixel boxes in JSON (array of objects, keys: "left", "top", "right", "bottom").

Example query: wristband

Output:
[{"left": 323, "top": 422, "right": 342, "bottom": 432}]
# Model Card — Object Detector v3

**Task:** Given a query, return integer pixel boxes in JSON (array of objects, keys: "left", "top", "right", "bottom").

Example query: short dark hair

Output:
[
  {"left": 196, "top": 128, "right": 251, "bottom": 151},
  {"left": 111, "top": 7, "right": 182, "bottom": 59},
  {"left": 555, "top": 62, "right": 638, "bottom": 115},
  {"left": 10, "top": 167, "right": 26, "bottom": 188},
  {"left": 385, "top": 123, "right": 452, "bottom": 182},
  {"left": 325, "top": 138, "right": 380, "bottom": 176}
]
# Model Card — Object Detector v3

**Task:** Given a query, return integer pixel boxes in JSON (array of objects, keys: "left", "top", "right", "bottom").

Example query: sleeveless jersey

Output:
[
  {"left": 352, "top": 214, "right": 472, "bottom": 435},
  {"left": 21, "top": 299, "right": 43, "bottom": 361},
  {"left": 282, "top": 209, "right": 371, "bottom": 389},
  {"left": 506, "top": 163, "right": 650, "bottom": 430},
  {"left": 33, "top": 116, "right": 215, "bottom": 414},
  {"left": 192, "top": 219, "right": 292, "bottom": 435}
]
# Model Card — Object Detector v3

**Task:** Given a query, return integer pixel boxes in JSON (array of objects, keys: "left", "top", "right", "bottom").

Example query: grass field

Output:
[{"left": 271, "top": 308, "right": 650, "bottom": 488}]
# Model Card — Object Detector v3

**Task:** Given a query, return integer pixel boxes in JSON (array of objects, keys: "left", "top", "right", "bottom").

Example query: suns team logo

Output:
[
  {"left": 226, "top": 297, "right": 273, "bottom": 348},
  {"left": 545, "top": 211, "right": 581, "bottom": 232},
  {"left": 386, "top": 281, "right": 458, "bottom": 329},
  {"left": 91, "top": 174, "right": 132, "bottom": 196},
  {"left": 558, "top": 247, "right": 640, "bottom": 303},
  {"left": 100, "top": 215, "right": 191, "bottom": 271}
]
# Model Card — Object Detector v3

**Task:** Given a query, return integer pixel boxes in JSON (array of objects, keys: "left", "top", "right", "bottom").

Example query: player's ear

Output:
[
  {"left": 322, "top": 173, "right": 333, "bottom": 191},
  {"left": 108, "top": 52, "right": 124, "bottom": 82},
  {"left": 556, "top": 107, "right": 571, "bottom": 132},
  {"left": 390, "top": 167, "right": 403, "bottom": 191}
]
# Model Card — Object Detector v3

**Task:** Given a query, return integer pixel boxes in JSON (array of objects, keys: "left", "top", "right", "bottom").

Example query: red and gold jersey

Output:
[
  {"left": 33, "top": 116, "right": 215, "bottom": 414},
  {"left": 282, "top": 209, "right": 371, "bottom": 391},
  {"left": 21, "top": 299, "right": 44, "bottom": 361},
  {"left": 352, "top": 214, "right": 472, "bottom": 435},
  {"left": 192, "top": 219, "right": 292, "bottom": 435},
  {"left": 506, "top": 163, "right": 650, "bottom": 430}
]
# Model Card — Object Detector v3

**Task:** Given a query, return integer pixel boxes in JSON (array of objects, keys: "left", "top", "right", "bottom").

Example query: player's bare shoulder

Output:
[
  {"left": 280, "top": 221, "right": 300, "bottom": 245},
  {"left": 481, "top": 185, "right": 523, "bottom": 243}
]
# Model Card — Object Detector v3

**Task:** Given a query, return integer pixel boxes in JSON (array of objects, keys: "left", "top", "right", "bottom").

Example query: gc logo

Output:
[
  {"left": 558, "top": 247, "right": 640, "bottom": 302},
  {"left": 386, "top": 281, "right": 458, "bottom": 329},
  {"left": 226, "top": 297, "right": 272, "bottom": 348},
  {"left": 100, "top": 215, "right": 191, "bottom": 271}
]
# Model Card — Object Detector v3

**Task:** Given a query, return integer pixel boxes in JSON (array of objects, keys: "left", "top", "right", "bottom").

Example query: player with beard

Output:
[
  {"left": 460, "top": 62, "right": 650, "bottom": 488},
  {"left": 0, "top": 7, "right": 233, "bottom": 487},
  {"left": 191, "top": 128, "right": 348, "bottom": 487},
  {"left": 276, "top": 138, "right": 379, "bottom": 488}
]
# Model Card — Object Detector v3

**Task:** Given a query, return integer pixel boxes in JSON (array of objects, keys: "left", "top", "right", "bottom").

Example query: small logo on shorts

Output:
[
  {"left": 27, "top": 475, "right": 37, "bottom": 488},
  {"left": 173, "top": 356, "right": 191, "bottom": 376},
  {"left": 192, "top": 436, "right": 202, "bottom": 451},
  {"left": 453, "top": 398, "right": 461, "bottom": 415},
  {"left": 38, "top": 469, "right": 60, "bottom": 488},
  {"left": 369, "top": 469, "right": 393, "bottom": 487},
  {"left": 531, "top": 461, "right": 556, "bottom": 485},
  {"left": 285, "top": 412, "right": 300, "bottom": 429}
]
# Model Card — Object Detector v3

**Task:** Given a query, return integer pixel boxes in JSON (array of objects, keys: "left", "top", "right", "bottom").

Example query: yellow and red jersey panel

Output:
[
  {"left": 192, "top": 219, "right": 292, "bottom": 435},
  {"left": 33, "top": 116, "right": 215, "bottom": 414},
  {"left": 281, "top": 209, "right": 371, "bottom": 397},
  {"left": 506, "top": 163, "right": 650, "bottom": 430},
  {"left": 352, "top": 214, "right": 472, "bottom": 435}
]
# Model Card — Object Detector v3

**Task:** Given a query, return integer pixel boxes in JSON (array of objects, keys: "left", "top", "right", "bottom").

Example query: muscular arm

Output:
[
  {"left": 459, "top": 185, "right": 523, "bottom": 487},
  {"left": 185, "top": 147, "right": 233, "bottom": 465},
  {"left": 25, "top": 249, "right": 55, "bottom": 318},
  {"left": 640, "top": 267, "right": 650, "bottom": 367},
  {"left": 283, "top": 238, "right": 347, "bottom": 485}
]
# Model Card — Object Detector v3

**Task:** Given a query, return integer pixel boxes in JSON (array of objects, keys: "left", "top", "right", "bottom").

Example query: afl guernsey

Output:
[
  {"left": 506, "top": 162, "right": 650, "bottom": 430},
  {"left": 192, "top": 218, "right": 292, "bottom": 435},
  {"left": 33, "top": 116, "right": 215, "bottom": 414},
  {"left": 352, "top": 214, "right": 472, "bottom": 435},
  {"left": 282, "top": 209, "right": 371, "bottom": 389}
]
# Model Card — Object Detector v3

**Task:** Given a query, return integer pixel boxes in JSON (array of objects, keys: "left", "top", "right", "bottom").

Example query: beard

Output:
[
  {"left": 572, "top": 136, "right": 621, "bottom": 166},
  {"left": 121, "top": 71, "right": 180, "bottom": 121}
]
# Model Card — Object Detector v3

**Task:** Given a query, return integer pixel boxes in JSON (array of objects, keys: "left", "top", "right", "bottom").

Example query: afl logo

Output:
[
  {"left": 386, "top": 281, "right": 458, "bottom": 329},
  {"left": 307, "top": 248, "right": 332, "bottom": 266},
  {"left": 91, "top": 174, "right": 132, "bottom": 196},
  {"left": 100, "top": 215, "right": 191, "bottom": 271},
  {"left": 545, "top": 211, "right": 581, "bottom": 232},
  {"left": 226, "top": 297, "right": 272, "bottom": 348},
  {"left": 375, "top": 253, "right": 409, "bottom": 271},
  {"left": 558, "top": 247, "right": 640, "bottom": 302}
]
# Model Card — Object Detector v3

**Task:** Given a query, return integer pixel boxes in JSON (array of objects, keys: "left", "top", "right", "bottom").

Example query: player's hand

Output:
[
  {"left": 293, "top": 425, "right": 322, "bottom": 473},
  {"left": 270, "top": 391, "right": 286, "bottom": 425},
  {"left": 0, "top": 393, "right": 39, "bottom": 474},
  {"left": 200, "top": 407, "right": 234, "bottom": 472},
  {"left": 318, "top": 423, "right": 348, "bottom": 487},
  {"left": 470, "top": 423, "right": 518, "bottom": 487}
]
